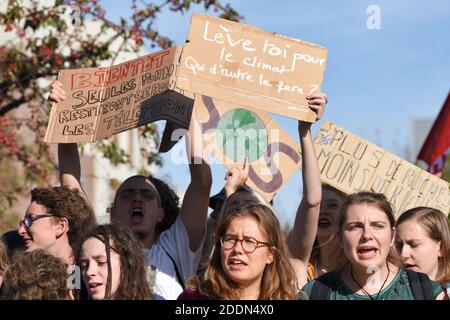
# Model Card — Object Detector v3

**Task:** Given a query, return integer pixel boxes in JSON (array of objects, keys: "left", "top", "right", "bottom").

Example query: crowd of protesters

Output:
[{"left": 0, "top": 83, "right": 448, "bottom": 301}]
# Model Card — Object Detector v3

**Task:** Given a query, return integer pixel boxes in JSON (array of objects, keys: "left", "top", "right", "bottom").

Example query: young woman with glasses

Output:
[
  {"left": 198, "top": 91, "right": 328, "bottom": 292},
  {"left": 178, "top": 203, "right": 299, "bottom": 300}
]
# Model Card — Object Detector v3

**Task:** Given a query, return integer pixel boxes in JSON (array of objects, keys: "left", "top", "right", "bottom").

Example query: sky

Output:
[{"left": 101, "top": 0, "right": 450, "bottom": 227}]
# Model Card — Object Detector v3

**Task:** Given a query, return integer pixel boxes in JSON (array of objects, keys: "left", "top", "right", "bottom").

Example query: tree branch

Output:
[{"left": 0, "top": 97, "right": 26, "bottom": 116}]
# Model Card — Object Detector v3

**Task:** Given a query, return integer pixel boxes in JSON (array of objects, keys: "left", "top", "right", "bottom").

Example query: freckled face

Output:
[
  {"left": 342, "top": 204, "right": 394, "bottom": 269},
  {"left": 220, "top": 216, "right": 273, "bottom": 288}
]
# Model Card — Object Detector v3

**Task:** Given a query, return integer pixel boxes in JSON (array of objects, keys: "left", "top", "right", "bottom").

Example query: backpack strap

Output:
[
  {"left": 161, "top": 245, "right": 186, "bottom": 290},
  {"left": 406, "top": 270, "right": 434, "bottom": 300},
  {"left": 310, "top": 270, "right": 340, "bottom": 300}
]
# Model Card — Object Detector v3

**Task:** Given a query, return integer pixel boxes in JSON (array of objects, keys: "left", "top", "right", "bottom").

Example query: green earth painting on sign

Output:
[{"left": 216, "top": 108, "right": 268, "bottom": 163}]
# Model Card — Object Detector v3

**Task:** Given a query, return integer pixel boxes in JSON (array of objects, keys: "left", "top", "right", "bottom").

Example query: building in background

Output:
[
  {"left": 0, "top": 5, "right": 160, "bottom": 223},
  {"left": 407, "top": 119, "right": 433, "bottom": 163}
]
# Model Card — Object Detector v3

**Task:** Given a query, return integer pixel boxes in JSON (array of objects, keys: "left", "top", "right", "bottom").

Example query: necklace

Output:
[{"left": 350, "top": 263, "right": 391, "bottom": 300}]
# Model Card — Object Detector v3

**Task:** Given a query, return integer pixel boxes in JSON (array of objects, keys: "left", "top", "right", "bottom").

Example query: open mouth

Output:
[
  {"left": 88, "top": 282, "right": 103, "bottom": 293},
  {"left": 22, "top": 238, "right": 32, "bottom": 247},
  {"left": 404, "top": 263, "right": 417, "bottom": 270},
  {"left": 318, "top": 217, "right": 332, "bottom": 229},
  {"left": 130, "top": 208, "right": 144, "bottom": 225},
  {"left": 357, "top": 247, "right": 378, "bottom": 259},
  {"left": 229, "top": 258, "right": 247, "bottom": 270}
]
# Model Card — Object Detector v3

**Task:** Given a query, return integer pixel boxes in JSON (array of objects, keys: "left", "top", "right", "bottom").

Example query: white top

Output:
[{"left": 144, "top": 216, "right": 204, "bottom": 300}]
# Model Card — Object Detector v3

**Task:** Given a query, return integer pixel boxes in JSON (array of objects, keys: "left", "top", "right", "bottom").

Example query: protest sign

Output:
[
  {"left": 177, "top": 13, "right": 328, "bottom": 122},
  {"left": 45, "top": 14, "right": 328, "bottom": 151},
  {"left": 44, "top": 14, "right": 327, "bottom": 146},
  {"left": 314, "top": 121, "right": 450, "bottom": 216},
  {"left": 194, "top": 95, "right": 301, "bottom": 201},
  {"left": 44, "top": 46, "right": 194, "bottom": 147}
]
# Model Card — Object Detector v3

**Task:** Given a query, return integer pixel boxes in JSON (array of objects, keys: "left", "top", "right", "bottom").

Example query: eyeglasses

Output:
[
  {"left": 19, "top": 214, "right": 59, "bottom": 229},
  {"left": 220, "top": 234, "right": 270, "bottom": 253}
]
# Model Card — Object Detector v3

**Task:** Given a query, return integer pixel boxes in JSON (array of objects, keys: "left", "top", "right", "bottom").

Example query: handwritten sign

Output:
[
  {"left": 176, "top": 14, "right": 328, "bottom": 122},
  {"left": 195, "top": 95, "right": 301, "bottom": 201},
  {"left": 45, "top": 14, "right": 329, "bottom": 147},
  {"left": 44, "top": 47, "right": 194, "bottom": 144},
  {"left": 314, "top": 121, "right": 450, "bottom": 216}
]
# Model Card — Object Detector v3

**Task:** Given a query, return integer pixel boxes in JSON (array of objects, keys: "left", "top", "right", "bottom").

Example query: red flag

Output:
[{"left": 417, "top": 92, "right": 450, "bottom": 179}]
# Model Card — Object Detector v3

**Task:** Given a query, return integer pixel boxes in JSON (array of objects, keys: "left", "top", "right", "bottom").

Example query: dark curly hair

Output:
[
  {"left": 2, "top": 250, "right": 69, "bottom": 300},
  {"left": 0, "top": 239, "right": 8, "bottom": 278},
  {"left": 77, "top": 223, "right": 153, "bottom": 300},
  {"left": 31, "top": 186, "right": 97, "bottom": 253},
  {"left": 112, "top": 175, "right": 180, "bottom": 237},
  {"left": 147, "top": 175, "right": 180, "bottom": 236}
]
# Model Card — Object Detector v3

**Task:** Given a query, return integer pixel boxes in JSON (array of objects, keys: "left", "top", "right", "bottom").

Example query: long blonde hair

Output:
[
  {"left": 310, "top": 184, "right": 348, "bottom": 268},
  {"left": 397, "top": 207, "right": 450, "bottom": 285}
]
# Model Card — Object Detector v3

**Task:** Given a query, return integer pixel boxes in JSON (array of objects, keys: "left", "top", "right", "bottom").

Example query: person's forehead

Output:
[
  {"left": 397, "top": 220, "right": 427, "bottom": 237},
  {"left": 226, "top": 216, "right": 264, "bottom": 237},
  {"left": 119, "top": 176, "right": 156, "bottom": 191},
  {"left": 82, "top": 237, "right": 107, "bottom": 254},
  {"left": 26, "top": 201, "right": 48, "bottom": 215},
  {"left": 323, "top": 188, "right": 344, "bottom": 201},
  {"left": 346, "top": 204, "right": 388, "bottom": 222}
]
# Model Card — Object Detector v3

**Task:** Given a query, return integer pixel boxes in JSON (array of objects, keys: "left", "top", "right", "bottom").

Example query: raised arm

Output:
[
  {"left": 49, "top": 81, "right": 86, "bottom": 197},
  {"left": 224, "top": 160, "right": 249, "bottom": 197},
  {"left": 286, "top": 92, "right": 327, "bottom": 265},
  {"left": 58, "top": 143, "right": 84, "bottom": 194},
  {"left": 180, "top": 113, "right": 212, "bottom": 252}
]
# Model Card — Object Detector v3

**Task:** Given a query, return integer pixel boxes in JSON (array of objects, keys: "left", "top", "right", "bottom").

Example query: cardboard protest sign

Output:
[
  {"left": 194, "top": 95, "right": 301, "bottom": 201},
  {"left": 44, "top": 46, "right": 194, "bottom": 147},
  {"left": 314, "top": 121, "right": 450, "bottom": 216},
  {"left": 177, "top": 13, "right": 328, "bottom": 122},
  {"left": 45, "top": 14, "right": 328, "bottom": 148}
]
